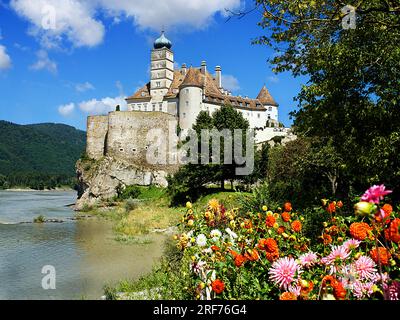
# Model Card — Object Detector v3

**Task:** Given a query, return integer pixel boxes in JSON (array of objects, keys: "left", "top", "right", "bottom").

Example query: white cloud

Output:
[
  {"left": 10, "top": 0, "right": 241, "bottom": 48},
  {"left": 79, "top": 96, "right": 127, "bottom": 115},
  {"left": 267, "top": 76, "right": 279, "bottom": 83},
  {"left": 30, "top": 50, "right": 57, "bottom": 73},
  {"left": 222, "top": 74, "right": 240, "bottom": 92},
  {"left": 10, "top": 0, "right": 105, "bottom": 48},
  {"left": 58, "top": 102, "right": 75, "bottom": 116},
  {"left": 75, "top": 81, "right": 95, "bottom": 92},
  {"left": 99, "top": 0, "right": 241, "bottom": 31},
  {"left": 0, "top": 45, "right": 12, "bottom": 70}
]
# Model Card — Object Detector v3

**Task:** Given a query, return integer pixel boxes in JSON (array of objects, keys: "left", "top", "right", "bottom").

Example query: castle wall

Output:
[
  {"left": 86, "top": 115, "right": 109, "bottom": 160},
  {"left": 106, "top": 111, "right": 179, "bottom": 172}
]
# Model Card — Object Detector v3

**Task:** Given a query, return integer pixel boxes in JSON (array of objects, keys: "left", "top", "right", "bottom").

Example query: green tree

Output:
[{"left": 253, "top": 0, "right": 400, "bottom": 200}]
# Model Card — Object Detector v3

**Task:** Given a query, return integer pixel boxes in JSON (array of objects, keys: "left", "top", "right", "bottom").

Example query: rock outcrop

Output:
[{"left": 75, "top": 156, "right": 175, "bottom": 210}]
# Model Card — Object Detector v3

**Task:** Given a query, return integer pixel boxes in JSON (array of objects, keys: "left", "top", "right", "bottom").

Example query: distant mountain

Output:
[{"left": 0, "top": 121, "right": 86, "bottom": 177}]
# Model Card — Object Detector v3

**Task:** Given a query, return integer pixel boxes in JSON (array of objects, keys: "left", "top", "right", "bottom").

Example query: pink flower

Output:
[
  {"left": 354, "top": 256, "right": 377, "bottom": 280},
  {"left": 321, "top": 245, "right": 350, "bottom": 266},
  {"left": 298, "top": 252, "right": 318, "bottom": 268},
  {"left": 343, "top": 239, "right": 361, "bottom": 251},
  {"left": 288, "top": 284, "right": 301, "bottom": 296},
  {"left": 384, "top": 281, "right": 400, "bottom": 300},
  {"left": 361, "top": 184, "right": 392, "bottom": 204},
  {"left": 269, "top": 257, "right": 302, "bottom": 290},
  {"left": 353, "top": 281, "right": 374, "bottom": 299}
]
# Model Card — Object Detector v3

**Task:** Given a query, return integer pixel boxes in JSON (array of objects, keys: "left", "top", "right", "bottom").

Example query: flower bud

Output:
[
  {"left": 187, "top": 219, "right": 194, "bottom": 227},
  {"left": 186, "top": 201, "right": 192, "bottom": 209},
  {"left": 390, "top": 259, "right": 396, "bottom": 267},
  {"left": 323, "top": 222, "right": 328, "bottom": 228},
  {"left": 354, "top": 202, "right": 377, "bottom": 216},
  {"left": 262, "top": 205, "right": 268, "bottom": 211}
]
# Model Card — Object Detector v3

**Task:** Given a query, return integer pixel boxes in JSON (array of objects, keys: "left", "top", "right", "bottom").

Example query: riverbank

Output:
[{"left": 4, "top": 187, "right": 74, "bottom": 192}]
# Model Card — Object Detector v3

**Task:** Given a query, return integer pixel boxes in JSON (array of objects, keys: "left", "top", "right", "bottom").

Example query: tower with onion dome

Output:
[{"left": 150, "top": 31, "right": 174, "bottom": 102}]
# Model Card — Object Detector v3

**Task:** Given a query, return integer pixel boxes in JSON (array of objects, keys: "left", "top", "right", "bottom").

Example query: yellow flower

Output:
[
  {"left": 230, "top": 220, "right": 236, "bottom": 228},
  {"left": 186, "top": 201, "right": 192, "bottom": 209},
  {"left": 199, "top": 282, "right": 206, "bottom": 289},
  {"left": 208, "top": 198, "right": 220, "bottom": 212},
  {"left": 173, "top": 235, "right": 178, "bottom": 240},
  {"left": 282, "top": 232, "right": 289, "bottom": 239},
  {"left": 273, "top": 223, "right": 279, "bottom": 229},
  {"left": 191, "top": 256, "right": 196, "bottom": 261},
  {"left": 323, "top": 222, "right": 328, "bottom": 227},
  {"left": 262, "top": 205, "right": 268, "bottom": 212},
  {"left": 187, "top": 219, "right": 194, "bottom": 227},
  {"left": 266, "top": 211, "right": 273, "bottom": 216},
  {"left": 240, "top": 222, "right": 245, "bottom": 228},
  {"left": 273, "top": 213, "right": 280, "bottom": 219},
  {"left": 321, "top": 199, "right": 328, "bottom": 206},
  {"left": 300, "top": 217, "right": 305, "bottom": 221}
]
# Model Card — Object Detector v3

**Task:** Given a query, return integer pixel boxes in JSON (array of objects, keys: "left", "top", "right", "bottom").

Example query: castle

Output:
[{"left": 86, "top": 31, "right": 290, "bottom": 162}]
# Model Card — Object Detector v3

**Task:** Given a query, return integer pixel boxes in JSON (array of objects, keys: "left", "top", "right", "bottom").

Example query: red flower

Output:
[
  {"left": 337, "top": 201, "right": 344, "bottom": 208},
  {"left": 291, "top": 220, "right": 302, "bottom": 233},
  {"left": 284, "top": 202, "right": 292, "bottom": 212},
  {"left": 266, "top": 215, "right": 276, "bottom": 227},
  {"left": 211, "top": 245, "right": 220, "bottom": 252},
  {"left": 277, "top": 226, "right": 285, "bottom": 234},
  {"left": 244, "top": 249, "right": 260, "bottom": 261},
  {"left": 370, "top": 247, "right": 391, "bottom": 266},
  {"left": 281, "top": 212, "right": 291, "bottom": 222},
  {"left": 322, "top": 233, "right": 332, "bottom": 245},
  {"left": 327, "top": 202, "right": 336, "bottom": 214},
  {"left": 211, "top": 279, "right": 225, "bottom": 294}
]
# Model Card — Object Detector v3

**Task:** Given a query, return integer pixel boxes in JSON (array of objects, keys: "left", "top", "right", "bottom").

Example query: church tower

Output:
[{"left": 150, "top": 31, "right": 174, "bottom": 102}]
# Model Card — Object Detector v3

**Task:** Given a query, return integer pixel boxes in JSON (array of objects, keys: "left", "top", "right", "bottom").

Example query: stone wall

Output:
[{"left": 86, "top": 115, "right": 108, "bottom": 160}]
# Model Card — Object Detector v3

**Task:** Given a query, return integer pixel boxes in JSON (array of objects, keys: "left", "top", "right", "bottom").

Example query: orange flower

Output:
[
  {"left": 266, "top": 215, "right": 276, "bottom": 227},
  {"left": 280, "top": 292, "right": 297, "bottom": 300},
  {"left": 234, "top": 254, "right": 247, "bottom": 267},
  {"left": 327, "top": 202, "right": 336, "bottom": 214},
  {"left": 327, "top": 225, "right": 339, "bottom": 235},
  {"left": 265, "top": 238, "right": 279, "bottom": 252},
  {"left": 244, "top": 249, "right": 260, "bottom": 261},
  {"left": 228, "top": 248, "right": 239, "bottom": 259},
  {"left": 211, "top": 245, "right": 220, "bottom": 252},
  {"left": 291, "top": 220, "right": 302, "bottom": 233},
  {"left": 265, "top": 250, "right": 280, "bottom": 262},
  {"left": 300, "top": 280, "right": 314, "bottom": 298},
  {"left": 349, "top": 222, "right": 373, "bottom": 241},
  {"left": 211, "top": 279, "right": 225, "bottom": 294},
  {"left": 370, "top": 247, "right": 391, "bottom": 266},
  {"left": 337, "top": 201, "right": 344, "bottom": 208},
  {"left": 333, "top": 281, "right": 347, "bottom": 300},
  {"left": 243, "top": 219, "right": 253, "bottom": 229},
  {"left": 282, "top": 212, "right": 291, "bottom": 222},
  {"left": 284, "top": 202, "right": 292, "bottom": 212},
  {"left": 387, "top": 218, "right": 400, "bottom": 243},
  {"left": 277, "top": 226, "right": 285, "bottom": 234},
  {"left": 382, "top": 204, "right": 393, "bottom": 215},
  {"left": 322, "top": 233, "right": 332, "bottom": 245}
]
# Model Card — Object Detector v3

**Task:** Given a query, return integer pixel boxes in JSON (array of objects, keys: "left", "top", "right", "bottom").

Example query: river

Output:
[{"left": 0, "top": 191, "right": 165, "bottom": 300}]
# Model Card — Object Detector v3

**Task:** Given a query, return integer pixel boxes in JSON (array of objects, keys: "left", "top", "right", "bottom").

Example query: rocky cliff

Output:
[{"left": 75, "top": 156, "right": 175, "bottom": 210}]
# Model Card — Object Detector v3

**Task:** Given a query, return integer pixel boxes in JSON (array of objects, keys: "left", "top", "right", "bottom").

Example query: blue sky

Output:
[{"left": 0, "top": 0, "right": 306, "bottom": 130}]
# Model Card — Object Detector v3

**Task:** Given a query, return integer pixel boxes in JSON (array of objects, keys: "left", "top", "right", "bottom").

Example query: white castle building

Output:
[{"left": 125, "top": 31, "right": 290, "bottom": 144}]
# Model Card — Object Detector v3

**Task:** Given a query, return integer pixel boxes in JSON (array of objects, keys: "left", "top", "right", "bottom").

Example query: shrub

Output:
[{"left": 116, "top": 185, "right": 141, "bottom": 200}]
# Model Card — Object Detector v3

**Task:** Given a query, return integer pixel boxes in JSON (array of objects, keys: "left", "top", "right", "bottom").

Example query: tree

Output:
[{"left": 252, "top": 0, "right": 400, "bottom": 200}]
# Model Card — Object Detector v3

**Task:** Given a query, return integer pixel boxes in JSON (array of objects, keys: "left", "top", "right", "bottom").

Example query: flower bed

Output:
[{"left": 174, "top": 185, "right": 400, "bottom": 300}]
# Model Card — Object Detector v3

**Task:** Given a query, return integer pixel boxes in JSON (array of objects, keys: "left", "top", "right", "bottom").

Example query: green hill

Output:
[{"left": 0, "top": 121, "right": 86, "bottom": 189}]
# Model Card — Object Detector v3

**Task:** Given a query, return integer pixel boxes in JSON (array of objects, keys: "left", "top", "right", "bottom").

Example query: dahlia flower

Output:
[
  {"left": 384, "top": 281, "right": 400, "bottom": 300},
  {"left": 196, "top": 234, "right": 207, "bottom": 247},
  {"left": 298, "top": 252, "right": 318, "bottom": 268},
  {"left": 321, "top": 245, "right": 350, "bottom": 266},
  {"left": 354, "top": 256, "right": 377, "bottom": 280},
  {"left": 210, "top": 229, "right": 222, "bottom": 241},
  {"left": 353, "top": 281, "right": 374, "bottom": 299},
  {"left": 343, "top": 239, "right": 361, "bottom": 251},
  {"left": 269, "top": 257, "right": 302, "bottom": 290},
  {"left": 361, "top": 184, "right": 392, "bottom": 204}
]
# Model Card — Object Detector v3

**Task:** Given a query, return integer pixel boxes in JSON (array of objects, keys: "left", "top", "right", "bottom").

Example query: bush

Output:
[
  {"left": 33, "top": 215, "right": 46, "bottom": 223},
  {"left": 124, "top": 199, "right": 138, "bottom": 212},
  {"left": 116, "top": 185, "right": 141, "bottom": 200}
]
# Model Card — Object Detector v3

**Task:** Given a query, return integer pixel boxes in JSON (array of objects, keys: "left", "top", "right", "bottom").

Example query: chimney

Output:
[
  {"left": 182, "top": 63, "right": 187, "bottom": 75},
  {"left": 201, "top": 60, "right": 207, "bottom": 74},
  {"left": 215, "top": 66, "right": 222, "bottom": 89}
]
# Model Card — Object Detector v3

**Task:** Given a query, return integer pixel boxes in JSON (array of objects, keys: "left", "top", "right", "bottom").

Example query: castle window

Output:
[
  {"left": 185, "top": 101, "right": 189, "bottom": 107},
  {"left": 268, "top": 115, "right": 271, "bottom": 120},
  {"left": 156, "top": 82, "right": 161, "bottom": 88},
  {"left": 269, "top": 106, "right": 272, "bottom": 111},
  {"left": 258, "top": 113, "right": 261, "bottom": 119},
  {"left": 132, "top": 148, "right": 136, "bottom": 152},
  {"left": 119, "top": 148, "right": 124, "bottom": 152},
  {"left": 183, "top": 113, "right": 186, "bottom": 118},
  {"left": 159, "top": 103, "right": 163, "bottom": 111},
  {"left": 152, "top": 104, "right": 156, "bottom": 111}
]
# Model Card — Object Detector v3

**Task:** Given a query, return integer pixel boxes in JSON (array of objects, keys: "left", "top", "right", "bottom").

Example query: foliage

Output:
[
  {"left": 116, "top": 185, "right": 141, "bottom": 200},
  {"left": 33, "top": 215, "right": 46, "bottom": 223},
  {"left": 173, "top": 185, "right": 400, "bottom": 300},
  {"left": 254, "top": 0, "right": 400, "bottom": 201},
  {"left": 0, "top": 121, "right": 85, "bottom": 189}
]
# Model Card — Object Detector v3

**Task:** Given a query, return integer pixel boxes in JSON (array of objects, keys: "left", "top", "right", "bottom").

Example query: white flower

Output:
[
  {"left": 225, "top": 228, "right": 238, "bottom": 240},
  {"left": 196, "top": 234, "right": 207, "bottom": 247},
  {"left": 210, "top": 229, "right": 222, "bottom": 241}
]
